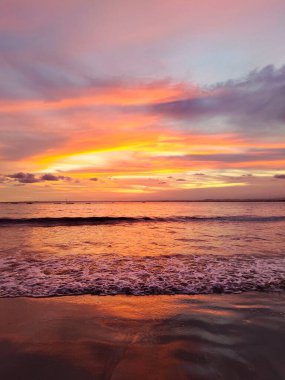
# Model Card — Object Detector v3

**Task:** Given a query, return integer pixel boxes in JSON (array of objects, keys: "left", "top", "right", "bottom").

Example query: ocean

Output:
[{"left": 0, "top": 201, "right": 284, "bottom": 297}]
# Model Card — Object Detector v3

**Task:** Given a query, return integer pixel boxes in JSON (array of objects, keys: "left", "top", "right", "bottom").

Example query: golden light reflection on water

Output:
[
  {"left": 2, "top": 215, "right": 283, "bottom": 259},
  {"left": 1, "top": 202, "right": 285, "bottom": 261},
  {"left": 38, "top": 294, "right": 238, "bottom": 320}
]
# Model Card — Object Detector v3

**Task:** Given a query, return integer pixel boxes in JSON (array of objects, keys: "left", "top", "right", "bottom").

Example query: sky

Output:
[{"left": 0, "top": 0, "right": 285, "bottom": 201}]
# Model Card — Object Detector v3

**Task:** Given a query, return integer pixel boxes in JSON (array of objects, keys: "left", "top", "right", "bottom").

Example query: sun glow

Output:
[{"left": 1, "top": 0, "right": 285, "bottom": 201}]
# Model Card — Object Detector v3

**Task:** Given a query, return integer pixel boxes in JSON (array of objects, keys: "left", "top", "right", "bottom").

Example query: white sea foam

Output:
[{"left": 0, "top": 252, "right": 284, "bottom": 297}]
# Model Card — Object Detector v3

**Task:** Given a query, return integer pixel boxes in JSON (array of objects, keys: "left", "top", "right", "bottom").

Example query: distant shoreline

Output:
[{"left": 1, "top": 199, "right": 285, "bottom": 204}]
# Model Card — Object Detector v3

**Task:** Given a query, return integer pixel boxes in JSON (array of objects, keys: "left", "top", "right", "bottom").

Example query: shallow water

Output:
[
  {"left": 0, "top": 202, "right": 284, "bottom": 296},
  {"left": 0, "top": 293, "right": 284, "bottom": 380}
]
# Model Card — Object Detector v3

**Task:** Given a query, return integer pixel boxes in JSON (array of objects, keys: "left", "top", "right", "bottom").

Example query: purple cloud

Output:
[
  {"left": 150, "top": 65, "right": 285, "bottom": 133},
  {"left": 8, "top": 172, "right": 39, "bottom": 183},
  {"left": 274, "top": 174, "right": 285, "bottom": 179},
  {"left": 7, "top": 172, "right": 71, "bottom": 184},
  {"left": 41, "top": 174, "right": 60, "bottom": 181},
  {"left": 40, "top": 173, "right": 71, "bottom": 181}
]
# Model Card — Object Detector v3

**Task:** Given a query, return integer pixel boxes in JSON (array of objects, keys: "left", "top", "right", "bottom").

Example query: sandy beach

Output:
[{"left": 0, "top": 293, "right": 284, "bottom": 380}]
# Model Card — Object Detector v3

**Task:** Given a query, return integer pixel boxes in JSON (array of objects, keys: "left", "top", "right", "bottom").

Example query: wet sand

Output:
[{"left": 0, "top": 293, "right": 284, "bottom": 380}]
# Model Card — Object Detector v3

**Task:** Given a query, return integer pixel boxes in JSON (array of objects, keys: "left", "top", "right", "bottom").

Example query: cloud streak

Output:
[
  {"left": 1, "top": 1, "right": 285, "bottom": 200},
  {"left": 150, "top": 65, "right": 285, "bottom": 134}
]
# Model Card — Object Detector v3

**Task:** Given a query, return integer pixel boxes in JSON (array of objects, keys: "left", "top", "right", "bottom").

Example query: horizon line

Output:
[{"left": 1, "top": 198, "right": 285, "bottom": 204}]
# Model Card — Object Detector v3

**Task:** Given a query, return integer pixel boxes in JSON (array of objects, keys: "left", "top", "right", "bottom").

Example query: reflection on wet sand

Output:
[{"left": 0, "top": 293, "right": 284, "bottom": 380}]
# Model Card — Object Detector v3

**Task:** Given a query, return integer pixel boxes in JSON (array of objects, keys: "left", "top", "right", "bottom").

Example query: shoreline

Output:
[
  {"left": 1, "top": 292, "right": 284, "bottom": 379},
  {"left": 1, "top": 199, "right": 285, "bottom": 204}
]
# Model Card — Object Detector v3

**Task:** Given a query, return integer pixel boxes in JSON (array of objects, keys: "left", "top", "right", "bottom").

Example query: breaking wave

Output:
[
  {"left": 0, "top": 252, "right": 284, "bottom": 297},
  {"left": 1, "top": 215, "right": 285, "bottom": 226}
]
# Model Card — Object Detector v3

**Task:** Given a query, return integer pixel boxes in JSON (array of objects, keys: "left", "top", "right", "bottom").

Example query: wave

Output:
[
  {"left": 1, "top": 215, "right": 285, "bottom": 226},
  {"left": 0, "top": 252, "right": 284, "bottom": 297}
]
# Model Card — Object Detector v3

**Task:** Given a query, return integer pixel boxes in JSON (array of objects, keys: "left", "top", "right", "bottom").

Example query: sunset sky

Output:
[{"left": 0, "top": 0, "right": 285, "bottom": 201}]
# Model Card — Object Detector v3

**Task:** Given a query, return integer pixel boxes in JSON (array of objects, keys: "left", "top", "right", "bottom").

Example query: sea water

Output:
[{"left": 0, "top": 201, "right": 284, "bottom": 296}]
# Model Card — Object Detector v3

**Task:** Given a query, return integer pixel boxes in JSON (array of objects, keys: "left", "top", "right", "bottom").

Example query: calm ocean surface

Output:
[{"left": 0, "top": 201, "right": 284, "bottom": 297}]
